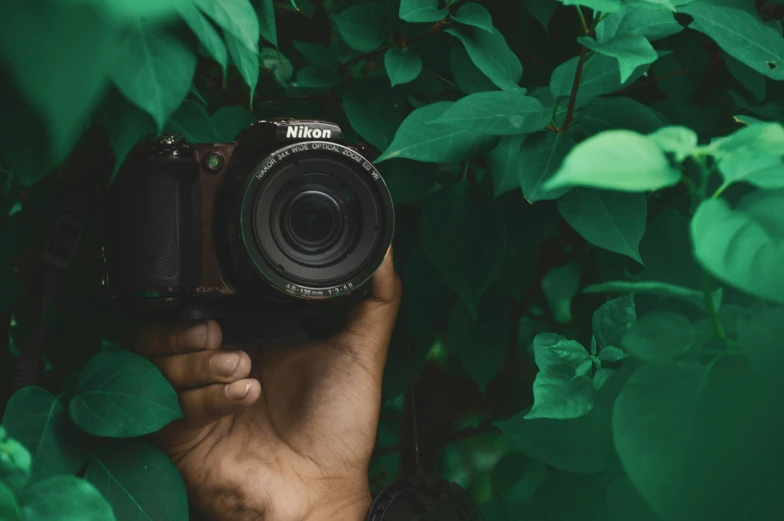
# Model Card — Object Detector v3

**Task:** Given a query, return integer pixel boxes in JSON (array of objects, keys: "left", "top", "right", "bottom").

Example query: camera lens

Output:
[
  {"left": 284, "top": 191, "right": 342, "bottom": 250},
  {"left": 238, "top": 141, "right": 394, "bottom": 299}
]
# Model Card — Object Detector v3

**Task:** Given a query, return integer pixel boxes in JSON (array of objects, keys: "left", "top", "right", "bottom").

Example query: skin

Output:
[{"left": 133, "top": 249, "right": 402, "bottom": 521}]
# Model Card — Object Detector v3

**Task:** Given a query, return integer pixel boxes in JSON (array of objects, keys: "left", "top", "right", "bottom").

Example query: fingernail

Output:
[
  {"left": 224, "top": 380, "right": 251, "bottom": 400},
  {"left": 182, "top": 324, "right": 208, "bottom": 348},
  {"left": 210, "top": 353, "right": 240, "bottom": 377}
]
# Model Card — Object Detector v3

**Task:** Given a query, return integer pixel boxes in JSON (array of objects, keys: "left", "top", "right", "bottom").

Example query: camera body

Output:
[{"left": 103, "top": 119, "right": 394, "bottom": 326}]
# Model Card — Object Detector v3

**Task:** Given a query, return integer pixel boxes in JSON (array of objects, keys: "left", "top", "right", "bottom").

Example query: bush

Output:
[{"left": 2, "top": 0, "right": 784, "bottom": 520}]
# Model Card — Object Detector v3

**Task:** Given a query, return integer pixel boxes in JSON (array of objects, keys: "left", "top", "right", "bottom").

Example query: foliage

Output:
[{"left": 1, "top": 0, "right": 784, "bottom": 520}]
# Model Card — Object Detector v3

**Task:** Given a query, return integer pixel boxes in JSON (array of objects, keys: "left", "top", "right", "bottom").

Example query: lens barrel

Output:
[{"left": 238, "top": 141, "right": 394, "bottom": 299}]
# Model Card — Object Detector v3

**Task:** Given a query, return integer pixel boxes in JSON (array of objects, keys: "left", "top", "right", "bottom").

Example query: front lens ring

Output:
[{"left": 238, "top": 141, "right": 394, "bottom": 300}]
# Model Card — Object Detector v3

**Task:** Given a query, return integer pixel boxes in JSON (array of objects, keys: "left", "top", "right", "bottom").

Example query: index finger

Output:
[{"left": 133, "top": 319, "right": 223, "bottom": 358}]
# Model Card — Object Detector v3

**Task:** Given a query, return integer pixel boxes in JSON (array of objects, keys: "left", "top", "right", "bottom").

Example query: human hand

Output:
[{"left": 133, "top": 250, "right": 402, "bottom": 521}]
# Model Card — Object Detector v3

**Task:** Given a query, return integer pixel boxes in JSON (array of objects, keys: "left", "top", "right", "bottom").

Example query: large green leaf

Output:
[
  {"left": 193, "top": 0, "right": 259, "bottom": 54},
  {"left": 0, "top": 481, "right": 21, "bottom": 521},
  {"left": 445, "top": 26, "right": 523, "bottom": 91},
  {"left": 544, "top": 130, "right": 682, "bottom": 192},
  {"left": 333, "top": 4, "right": 388, "bottom": 52},
  {"left": 621, "top": 311, "right": 696, "bottom": 362},
  {"left": 448, "top": 292, "right": 510, "bottom": 391},
  {"left": 737, "top": 308, "right": 784, "bottom": 384},
  {"left": 17, "top": 477, "right": 115, "bottom": 521},
  {"left": 376, "top": 101, "right": 497, "bottom": 163},
  {"left": 550, "top": 54, "right": 648, "bottom": 105},
  {"left": 431, "top": 91, "right": 549, "bottom": 135},
  {"left": 226, "top": 32, "right": 260, "bottom": 100},
  {"left": 85, "top": 441, "right": 188, "bottom": 521},
  {"left": 0, "top": 1, "right": 116, "bottom": 158},
  {"left": 578, "top": 97, "right": 668, "bottom": 136},
  {"left": 681, "top": 3, "right": 784, "bottom": 80},
  {"left": 179, "top": 3, "right": 228, "bottom": 74},
  {"left": 451, "top": 3, "right": 493, "bottom": 33},
  {"left": 578, "top": 34, "right": 659, "bottom": 83},
  {"left": 525, "top": 333, "right": 595, "bottom": 420},
  {"left": 343, "top": 79, "right": 407, "bottom": 151},
  {"left": 81, "top": 0, "right": 192, "bottom": 20},
  {"left": 613, "top": 357, "right": 784, "bottom": 521},
  {"left": 257, "top": 0, "right": 277, "bottom": 47},
  {"left": 518, "top": 131, "right": 575, "bottom": 203},
  {"left": 691, "top": 191, "right": 784, "bottom": 305},
  {"left": 68, "top": 350, "right": 183, "bottom": 438},
  {"left": 557, "top": 188, "right": 647, "bottom": 262},
  {"left": 399, "top": 0, "right": 447, "bottom": 22},
  {"left": 596, "top": 3, "right": 684, "bottom": 43},
  {"left": 449, "top": 45, "right": 499, "bottom": 94},
  {"left": 486, "top": 135, "right": 525, "bottom": 197},
  {"left": 384, "top": 47, "right": 422, "bottom": 87},
  {"left": 711, "top": 122, "right": 784, "bottom": 190},
  {"left": 166, "top": 101, "right": 256, "bottom": 143},
  {"left": 108, "top": 21, "right": 196, "bottom": 130},
  {"left": 724, "top": 54, "right": 766, "bottom": 103},
  {"left": 2, "top": 387, "right": 88, "bottom": 482},
  {"left": 592, "top": 293, "right": 637, "bottom": 350},
  {"left": 420, "top": 179, "right": 506, "bottom": 317}
]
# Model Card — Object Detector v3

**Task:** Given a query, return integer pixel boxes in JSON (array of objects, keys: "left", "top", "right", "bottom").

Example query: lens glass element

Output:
[{"left": 284, "top": 191, "right": 342, "bottom": 250}]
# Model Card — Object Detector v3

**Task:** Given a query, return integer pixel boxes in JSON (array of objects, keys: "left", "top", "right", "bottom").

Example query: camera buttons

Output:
[{"left": 204, "top": 152, "right": 225, "bottom": 172}]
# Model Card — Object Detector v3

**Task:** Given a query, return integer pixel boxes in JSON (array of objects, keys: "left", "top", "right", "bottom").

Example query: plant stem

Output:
[
  {"left": 559, "top": 47, "right": 588, "bottom": 133},
  {"left": 576, "top": 7, "right": 589, "bottom": 34},
  {"left": 711, "top": 181, "right": 730, "bottom": 199}
]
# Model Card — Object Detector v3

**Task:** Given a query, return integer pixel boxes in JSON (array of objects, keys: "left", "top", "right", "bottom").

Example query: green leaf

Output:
[
  {"left": 451, "top": 3, "right": 493, "bottom": 33},
  {"left": 523, "top": 0, "right": 558, "bottom": 33},
  {"left": 621, "top": 311, "right": 696, "bottom": 362},
  {"left": 193, "top": 0, "right": 259, "bottom": 54},
  {"left": 584, "top": 280, "right": 721, "bottom": 312},
  {"left": 226, "top": 32, "right": 260, "bottom": 100},
  {"left": 0, "top": 2, "right": 116, "bottom": 158},
  {"left": 648, "top": 125, "right": 699, "bottom": 161},
  {"left": 544, "top": 130, "right": 682, "bottom": 192},
  {"left": 708, "top": 121, "right": 784, "bottom": 160},
  {"left": 292, "top": 41, "right": 339, "bottom": 72},
  {"left": 85, "top": 441, "right": 187, "bottom": 521},
  {"left": 680, "top": 3, "right": 784, "bottom": 80},
  {"left": 0, "top": 436, "right": 30, "bottom": 493},
  {"left": 69, "top": 350, "right": 183, "bottom": 438},
  {"left": 420, "top": 179, "right": 506, "bottom": 317},
  {"left": 0, "top": 481, "right": 21, "bottom": 521},
  {"left": 18, "top": 476, "right": 115, "bottom": 521},
  {"left": 432, "top": 91, "right": 548, "bottom": 135},
  {"left": 166, "top": 100, "right": 215, "bottom": 143},
  {"left": 399, "top": 0, "right": 447, "bottom": 22},
  {"left": 376, "top": 159, "right": 437, "bottom": 204},
  {"left": 260, "top": 47, "right": 293, "bottom": 86},
  {"left": 294, "top": 65, "right": 340, "bottom": 88},
  {"left": 691, "top": 192, "right": 784, "bottom": 305},
  {"left": 541, "top": 263, "right": 581, "bottom": 324},
  {"left": 613, "top": 357, "right": 784, "bottom": 521},
  {"left": 99, "top": 96, "right": 156, "bottom": 182},
  {"left": 448, "top": 292, "right": 510, "bottom": 391},
  {"left": 333, "top": 4, "right": 388, "bottom": 53},
  {"left": 737, "top": 308, "right": 784, "bottom": 383},
  {"left": 449, "top": 45, "right": 499, "bottom": 94},
  {"left": 525, "top": 333, "right": 595, "bottom": 419},
  {"left": 712, "top": 122, "right": 784, "bottom": 190},
  {"left": 606, "top": 475, "right": 661, "bottom": 521},
  {"left": 210, "top": 105, "right": 257, "bottom": 141},
  {"left": 578, "top": 34, "right": 659, "bottom": 83},
  {"left": 384, "top": 47, "right": 423, "bottom": 87},
  {"left": 592, "top": 293, "right": 636, "bottom": 349},
  {"left": 550, "top": 54, "right": 648, "bottom": 104},
  {"left": 79, "top": 0, "right": 193, "bottom": 20},
  {"left": 518, "top": 131, "right": 575, "bottom": 203},
  {"left": 445, "top": 26, "right": 523, "bottom": 91},
  {"left": 2, "top": 387, "right": 88, "bottom": 482},
  {"left": 578, "top": 97, "right": 668, "bottom": 136},
  {"left": 343, "top": 78, "right": 407, "bottom": 151},
  {"left": 557, "top": 189, "right": 646, "bottom": 263},
  {"left": 486, "top": 135, "right": 524, "bottom": 197},
  {"left": 559, "top": 0, "right": 623, "bottom": 12},
  {"left": 724, "top": 54, "right": 767, "bottom": 103},
  {"left": 598, "top": 346, "right": 628, "bottom": 363},
  {"left": 596, "top": 3, "right": 684, "bottom": 43},
  {"left": 179, "top": 3, "right": 228, "bottom": 75},
  {"left": 376, "top": 101, "right": 497, "bottom": 163},
  {"left": 109, "top": 22, "right": 196, "bottom": 130},
  {"left": 257, "top": 0, "right": 277, "bottom": 47}
]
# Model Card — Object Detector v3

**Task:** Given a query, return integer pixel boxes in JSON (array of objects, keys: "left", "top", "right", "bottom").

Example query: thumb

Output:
[{"left": 330, "top": 247, "right": 402, "bottom": 378}]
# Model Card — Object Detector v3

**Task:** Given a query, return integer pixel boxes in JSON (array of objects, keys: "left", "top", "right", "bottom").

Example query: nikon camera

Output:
[{"left": 102, "top": 119, "right": 395, "bottom": 329}]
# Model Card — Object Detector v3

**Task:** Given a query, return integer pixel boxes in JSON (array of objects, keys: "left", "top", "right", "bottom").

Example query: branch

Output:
[{"left": 558, "top": 8, "right": 601, "bottom": 133}]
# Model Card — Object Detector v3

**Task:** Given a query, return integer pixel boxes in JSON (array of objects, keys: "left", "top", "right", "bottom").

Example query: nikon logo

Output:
[{"left": 286, "top": 126, "right": 332, "bottom": 139}]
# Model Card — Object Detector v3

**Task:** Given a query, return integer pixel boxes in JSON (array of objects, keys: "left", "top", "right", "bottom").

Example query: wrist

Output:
[{"left": 303, "top": 488, "right": 372, "bottom": 521}]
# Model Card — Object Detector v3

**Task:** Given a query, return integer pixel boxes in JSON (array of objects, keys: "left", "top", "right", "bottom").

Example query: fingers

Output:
[
  {"left": 134, "top": 320, "right": 223, "bottom": 358},
  {"left": 331, "top": 247, "right": 402, "bottom": 375},
  {"left": 175, "top": 379, "right": 262, "bottom": 430},
  {"left": 155, "top": 349, "right": 252, "bottom": 390}
]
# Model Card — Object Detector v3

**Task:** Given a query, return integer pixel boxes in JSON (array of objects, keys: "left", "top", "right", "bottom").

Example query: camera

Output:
[{"left": 102, "top": 119, "right": 395, "bottom": 329}]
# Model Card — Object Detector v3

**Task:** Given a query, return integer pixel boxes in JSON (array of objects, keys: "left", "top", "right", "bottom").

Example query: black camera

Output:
[{"left": 102, "top": 119, "right": 394, "bottom": 330}]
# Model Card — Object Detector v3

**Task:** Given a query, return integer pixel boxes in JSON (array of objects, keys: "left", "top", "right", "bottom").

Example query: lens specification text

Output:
[
  {"left": 255, "top": 142, "right": 381, "bottom": 181},
  {"left": 284, "top": 282, "right": 354, "bottom": 298}
]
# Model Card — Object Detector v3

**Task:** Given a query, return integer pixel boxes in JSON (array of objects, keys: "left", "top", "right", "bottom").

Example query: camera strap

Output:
[{"left": 13, "top": 151, "right": 112, "bottom": 391}]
